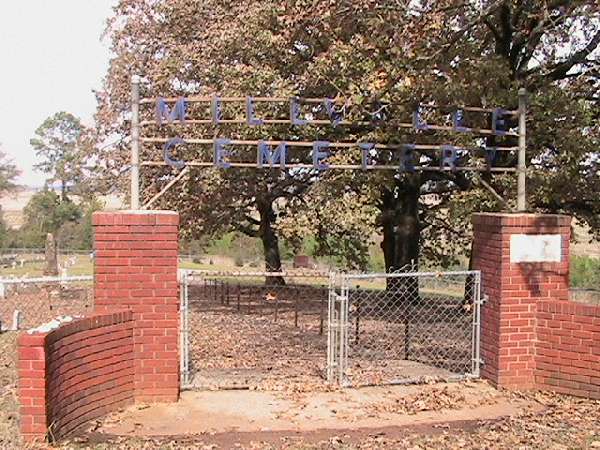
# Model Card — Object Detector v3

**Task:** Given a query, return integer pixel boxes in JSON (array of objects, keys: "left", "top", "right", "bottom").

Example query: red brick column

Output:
[
  {"left": 92, "top": 211, "right": 179, "bottom": 402},
  {"left": 18, "top": 333, "right": 47, "bottom": 441},
  {"left": 472, "top": 213, "right": 571, "bottom": 388}
]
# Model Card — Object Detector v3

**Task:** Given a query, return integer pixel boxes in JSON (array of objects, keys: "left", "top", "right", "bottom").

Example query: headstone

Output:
[
  {"left": 44, "top": 233, "right": 59, "bottom": 276},
  {"left": 12, "top": 310, "right": 22, "bottom": 331},
  {"left": 293, "top": 255, "right": 312, "bottom": 269}
]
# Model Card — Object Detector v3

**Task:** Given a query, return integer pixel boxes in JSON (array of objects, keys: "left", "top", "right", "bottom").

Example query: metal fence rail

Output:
[
  {"left": 0, "top": 275, "right": 93, "bottom": 331},
  {"left": 328, "top": 270, "right": 481, "bottom": 387}
]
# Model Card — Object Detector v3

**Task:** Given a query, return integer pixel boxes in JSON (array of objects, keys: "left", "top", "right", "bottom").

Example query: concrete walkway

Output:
[{"left": 98, "top": 382, "right": 538, "bottom": 437}]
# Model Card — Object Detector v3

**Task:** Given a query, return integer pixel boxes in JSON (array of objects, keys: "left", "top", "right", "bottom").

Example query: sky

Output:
[{"left": 0, "top": 1, "right": 116, "bottom": 188}]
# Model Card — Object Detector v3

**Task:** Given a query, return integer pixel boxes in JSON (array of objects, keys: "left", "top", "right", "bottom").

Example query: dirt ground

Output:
[
  {"left": 1, "top": 330, "right": 600, "bottom": 449},
  {"left": 61, "top": 385, "right": 600, "bottom": 450},
  {"left": 98, "top": 381, "right": 531, "bottom": 436}
]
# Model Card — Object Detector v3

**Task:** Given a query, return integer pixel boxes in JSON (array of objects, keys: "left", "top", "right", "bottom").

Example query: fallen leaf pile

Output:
[{"left": 365, "top": 384, "right": 498, "bottom": 416}]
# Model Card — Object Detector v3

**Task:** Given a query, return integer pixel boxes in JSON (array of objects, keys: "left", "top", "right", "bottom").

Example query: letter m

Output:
[{"left": 257, "top": 142, "right": 287, "bottom": 169}]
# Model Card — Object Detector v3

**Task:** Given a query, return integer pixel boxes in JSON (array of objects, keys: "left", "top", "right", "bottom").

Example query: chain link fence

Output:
[
  {"left": 181, "top": 270, "right": 330, "bottom": 390},
  {"left": 329, "top": 270, "right": 481, "bottom": 387},
  {"left": 0, "top": 276, "right": 93, "bottom": 331}
]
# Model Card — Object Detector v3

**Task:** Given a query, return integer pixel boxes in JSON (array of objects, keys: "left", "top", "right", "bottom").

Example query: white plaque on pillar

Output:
[{"left": 510, "top": 234, "right": 562, "bottom": 263}]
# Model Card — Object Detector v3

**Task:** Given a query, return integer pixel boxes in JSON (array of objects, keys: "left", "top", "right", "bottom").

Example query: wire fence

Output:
[
  {"left": 180, "top": 268, "right": 481, "bottom": 391},
  {"left": 0, "top": 276, "right": 93, "bottom": 332},
  {"left": 181, "top": 270, "right": 330, "bottom": 390},
  {"left": 329, "top": 271, "right": 481, "bottom": 387}
]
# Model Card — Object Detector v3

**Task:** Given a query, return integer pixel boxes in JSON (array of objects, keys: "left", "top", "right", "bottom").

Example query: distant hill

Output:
[
  {"left": 1, "top": 187, "right": 597, "bottom": 259},
  {"left": 0, "top": 187, "right": 126, "bottom": 229}
]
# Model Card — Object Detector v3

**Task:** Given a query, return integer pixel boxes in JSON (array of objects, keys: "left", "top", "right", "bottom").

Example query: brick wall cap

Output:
[
  {"left": 472, "top": 212, "right": 570, "bottom": 219},
  {"left": 472, "top": 212, "right": 571, "bottom": 227},
  {"left": 92, "top": 210, "right": 179, "bottom": 226},
  {"left": 94, "top": 210, "right": 177, "bottom": 216}
]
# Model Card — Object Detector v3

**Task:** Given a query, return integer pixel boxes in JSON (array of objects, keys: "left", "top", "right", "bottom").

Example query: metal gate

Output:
[
  {"left": 181, "top": 269, "right": 481, "bottom": 389},
  {"left": 327, "top": 270, "right": 482, "bottom": 387},
  {"left": 179, "top": 269, "right": 329, "bottom": 390}
]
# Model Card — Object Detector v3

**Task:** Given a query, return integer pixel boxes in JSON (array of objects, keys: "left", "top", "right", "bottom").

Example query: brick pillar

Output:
[
  {"left": 472, "top": 213, "right": 571, "bottom": 389},
  {"left": 92, "top": 211, "right": 179, "bottom": 402},
  {"left": 18, "top": 333, "right": 47, "bottom": 442}
]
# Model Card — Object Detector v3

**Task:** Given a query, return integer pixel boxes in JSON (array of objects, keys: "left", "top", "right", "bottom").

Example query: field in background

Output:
[{"left": 0, "top": 248, "right": 597, "bottom": 295}]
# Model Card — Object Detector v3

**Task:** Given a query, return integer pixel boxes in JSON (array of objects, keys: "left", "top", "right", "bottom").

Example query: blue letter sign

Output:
[
  {"left": 441, "top": 145, "right": 458, "bottom": 171},
  {"left": 214, "top": 138, "right": 231, "bottom": 168},
  {"left": 400, "top": 144, "right": 416, "bottom": 172},
  {"left": 155, "top": 97, "right": 187, "bottom": 125},
  {"left": 163, "top": 137, "right": 186, "bottom": 169},
  {"left": 246, "top": 97, "right": 264, "bottom": 126},
  {"left": 257, "top": 141, "right": 287, "bottom": 169},
  {"left": 312, "top": 141, "right": 330, "bottom": 170},
  {"left": 359, "top": 143, "right": 375, "bottom": 169},
  {"left": 290, "top": 97, "right": 307, "bottom": 125}
]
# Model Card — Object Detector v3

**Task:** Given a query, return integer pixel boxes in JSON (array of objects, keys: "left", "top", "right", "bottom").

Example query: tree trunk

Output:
[
  {"left": 257, "top": 199, "right": 285, "bottom": 286},
  {"left": 379, "top": 175, "right": 421, "bottom": 297}
]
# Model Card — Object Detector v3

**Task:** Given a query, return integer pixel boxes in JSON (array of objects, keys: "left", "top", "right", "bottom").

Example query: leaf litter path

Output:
[
  {"left": 188, "top": 306, "right": 329, "bottom": 390},
  {"left": 97, "top": 381, "right": 532, "bottom": 438}
]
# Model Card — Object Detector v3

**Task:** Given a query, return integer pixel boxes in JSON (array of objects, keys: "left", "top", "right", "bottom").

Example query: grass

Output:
[
  {"left": 570, "top": 255, "right": 600, "bottom": 289},
  {"left": 0, "top": 254, "right": 93, "bottom": 278},
  {"left": 0, "top": 252, "right": 597, "bottom": 295}
]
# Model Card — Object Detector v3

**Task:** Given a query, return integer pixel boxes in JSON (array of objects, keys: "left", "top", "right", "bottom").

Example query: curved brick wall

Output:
[
  {"left": 536, "top": 300, "right": 600, "bottom": 399},
  {"left": 18, "top": 311, "right": 135, "bottom": 442}
]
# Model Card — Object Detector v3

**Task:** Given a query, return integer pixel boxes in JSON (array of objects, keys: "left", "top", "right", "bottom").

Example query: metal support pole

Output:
[
  {"left": 130, "top": 75, "right": 141, "bottom": 210},
  {"left": 517, "top": 88, "right": 527, "bottom": 211}
]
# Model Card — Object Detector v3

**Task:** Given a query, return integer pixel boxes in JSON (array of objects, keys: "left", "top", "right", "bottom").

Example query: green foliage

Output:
[
  {"left": 23, "top": 189, "right": 81, "bottom": 236},
  {"left": 57, "top": 197, "right": 104, "bottom": 250},
  {"left": 0, "top": 146, "right": 19, "bottom": 196},
  {"left": 570, "top": 256, "right": 600, "bottom": 289},
  {"left": 30, "top": 112, "right": 86, "bottom": 199},
  {"left": 9, "top": 190, "right": 101, "bottom": 250}
]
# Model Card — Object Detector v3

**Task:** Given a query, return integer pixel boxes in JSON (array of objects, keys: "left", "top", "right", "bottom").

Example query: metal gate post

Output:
[
  {"left": 179, "top": 270, "right": 190, "bottom": 387},
  {"left": 338, "top": 276, "right": 349, "bottom": 386},
  {"left": 326, "top": 273, "right": 350, "bottom": 386},
  {"left": 472, "top": 271, "right": 482, "bottom": 378},
  {"left": 327, "top": 273, "right": 337, "bottom": 383}
]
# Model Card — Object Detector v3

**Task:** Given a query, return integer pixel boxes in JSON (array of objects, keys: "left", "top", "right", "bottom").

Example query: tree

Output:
[
  {"left": 0, "top": 144, "right": 20, "bottom": 248},
  {"left": 264, "top": 0, "right": 600, "bottom": 272},
  {"left": 57, "top": 197, "right": 103, "bottom": 250},
  {"left": 274, "top": 1, "right": 600, "bottom": 272},
  {"left": 173, "top": 168, "right": 313, "bottom": 284},
  {"left": 0, "top": 145, "right": 19, "bottom": 195},
  {"left": 96, "top": 0, "right": 336, "bottom": 283},
  {"left": 22, "top": 189, "right": 82, "bottom": 245},
  {"left": 30, "top": 112, "right": 86, "bottom": 201},
  {"left": 97, "top": 0, "right": 600, "bottom": 280}
]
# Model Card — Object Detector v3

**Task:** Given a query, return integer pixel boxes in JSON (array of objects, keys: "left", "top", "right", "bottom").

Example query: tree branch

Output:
[{"left": 527, "top": 29, "right": 600, "bottom": 82}]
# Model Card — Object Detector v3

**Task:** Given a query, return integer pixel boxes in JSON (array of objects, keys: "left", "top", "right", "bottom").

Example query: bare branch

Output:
[{"left": 527, "top": 29, "right": 600, "bottom": 82}]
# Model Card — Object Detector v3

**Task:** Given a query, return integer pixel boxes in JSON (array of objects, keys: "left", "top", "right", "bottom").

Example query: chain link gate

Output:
[
  {"left": 327, "top": 270, "right": 482, "bottom": 387},
  {"left": 179, "top": 269, "right": 330, "bottom": 390},
  {"left": 180, "top": 269, "right": 481, "bottom": 389}
]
